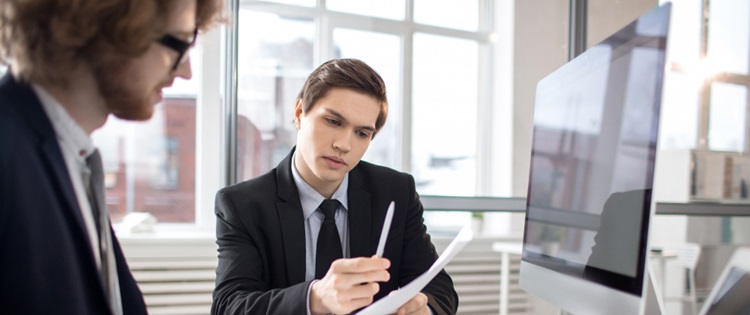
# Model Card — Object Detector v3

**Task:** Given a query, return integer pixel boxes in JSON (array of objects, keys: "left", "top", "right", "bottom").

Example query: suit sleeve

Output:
[
  {"left": 399, "top": 174, "right": 459, "bottom": 315},
  {"left": 0, "top": 113, "right": 13, "bottom": 236},
  {"left": 211, "top": 189, "right": 309, "bottom": 315}
]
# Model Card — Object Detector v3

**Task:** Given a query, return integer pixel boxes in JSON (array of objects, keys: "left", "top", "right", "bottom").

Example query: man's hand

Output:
[
  {"left": 310, "top": 256, "right": 391, "bottom": 315},
  {"left": 392, "top": 292, "right": 430, "bottom": 315}
]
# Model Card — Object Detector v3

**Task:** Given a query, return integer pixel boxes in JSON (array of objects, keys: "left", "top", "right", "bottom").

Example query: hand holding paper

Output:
[
  {"left": 310, "top": 257, "right": 390, "bottom": 314},
  {"left": 357, "top": 225, "right": 473, "bottom": 315},
  {"left": 310, "top": 202, "right": 398, "bottom": 314}
]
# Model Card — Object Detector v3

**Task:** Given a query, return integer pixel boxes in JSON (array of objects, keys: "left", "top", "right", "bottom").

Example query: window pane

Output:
[
  {"left": 664, "top": 0, "right": 701, "bottom": 66},
  {"left": 659, "top": 72, "right": 700, "bottom": 149},
  {"left": 327, "top": 0, "right": 405, "bottom": 20},
  {"left": 412, "top": 33, "right": 478, "bottom": 196},
  {"left": 92, "top": 46, "right": 202, "bottom": 223},
  {"left": 708, "top": 0, "right": 750, "bottom": 74},
  {"left": 262, "top": 0, "right": 314, "bottom": 7},
  {"left": 236, "top": 10, "right": 314, "bottom": 181},
  {"left": 333, "top": 28, "right": 401, "bottom": 169},
  {"left": 414, "top": 0, "right": 478, "bottom": 31},
  {"left": 708, "top": 83, "right": 747, "bottom": 152}
]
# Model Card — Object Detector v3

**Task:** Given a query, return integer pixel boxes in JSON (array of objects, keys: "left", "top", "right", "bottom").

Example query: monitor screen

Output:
[{"left": 519, "top": 4, "right": 671, "bottom": 314}]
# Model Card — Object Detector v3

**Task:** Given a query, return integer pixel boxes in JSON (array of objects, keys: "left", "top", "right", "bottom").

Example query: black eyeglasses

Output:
[{"left": 156, "top": 28, "right": 198, "bottom": 71}]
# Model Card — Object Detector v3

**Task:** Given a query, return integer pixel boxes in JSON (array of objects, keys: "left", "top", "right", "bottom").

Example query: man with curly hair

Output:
[{"left": 0, "top": 0, "right": 221, "bottom": 314}]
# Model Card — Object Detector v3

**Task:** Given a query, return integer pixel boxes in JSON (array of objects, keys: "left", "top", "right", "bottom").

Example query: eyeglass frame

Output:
[{"left": 156, "top": 28, "right": 198, "bottom": 71}]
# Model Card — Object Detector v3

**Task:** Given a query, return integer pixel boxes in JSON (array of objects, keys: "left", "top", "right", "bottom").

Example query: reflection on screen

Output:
[
  {"left": 703, "top": 268, "right": 750, "bottom": 315},
  {"left": 522, "top": 9, "right": 668, "bottom": 295}
]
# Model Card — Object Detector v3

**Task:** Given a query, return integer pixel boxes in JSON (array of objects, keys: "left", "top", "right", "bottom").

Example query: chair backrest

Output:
[{"left": 665, "top": 242, "right": 701, "bottom": 270}]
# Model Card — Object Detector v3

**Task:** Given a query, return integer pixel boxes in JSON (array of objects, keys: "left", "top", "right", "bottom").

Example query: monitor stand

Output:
[{"left": 558, "top": 262, "right": 665, "bottom": 315}]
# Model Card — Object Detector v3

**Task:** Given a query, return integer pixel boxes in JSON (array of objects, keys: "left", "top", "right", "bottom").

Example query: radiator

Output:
[
  {"left": 120, "top": 236, "right": 218, "bottom": 315},
  {"left": 434, "top": 236, "right": 534, "bottom": 315},
  {"left": 120, "top": 235, "right": 533, "bottom": 315}
]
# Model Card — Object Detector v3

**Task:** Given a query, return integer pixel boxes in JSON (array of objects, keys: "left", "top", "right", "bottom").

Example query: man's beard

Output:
[{"left": 92, "top": 56, "right": 158, "bottom": 121}]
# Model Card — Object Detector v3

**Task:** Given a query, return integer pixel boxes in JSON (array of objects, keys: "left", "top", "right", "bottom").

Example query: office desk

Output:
[
  {"left": 650, "top": 248, "right": 678, "bottom": 299},
  {"left": 491, "top": 242, "right": 677, "bottom": 315},
  {"left": 492, "top": 242, "right": 524, "bottom": 315}
]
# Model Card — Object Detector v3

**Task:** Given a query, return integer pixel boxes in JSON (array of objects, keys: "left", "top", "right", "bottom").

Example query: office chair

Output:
[{"left": 662, "top": 242, "right": 702, "bottom": 315}]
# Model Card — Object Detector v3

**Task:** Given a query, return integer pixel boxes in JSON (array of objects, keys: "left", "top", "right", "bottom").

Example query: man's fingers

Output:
[
  {"left": 327, "top": 257, "right": 391, "bottom": 286},
  {"left": 319, "top": 282, "right": 380, "bottom": 314},
  {"left": 315, "top": 258, "right": 393, "bottom": 314},
  {"left": 330, "top": 257, "right": 390, "bottom": 273},
  {"left": 331, "top": 269, "right": 390, "bottom": 288},
  {"left": 396, "top": 293, "right": 429, "bottom": 314},
  {"left": 348, "top": 283, "right": 380, "bottom": 302},
  {"left": 331, "top": 281, "right": 380, "bottom": 300}
]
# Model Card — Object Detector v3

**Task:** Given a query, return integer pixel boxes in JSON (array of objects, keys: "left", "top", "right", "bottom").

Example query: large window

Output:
[
  {"left": 235, "top": 10, "right": 314, "bottom": 180},
  {"left": 235, "top": 0, "right": 499, "bottom": 198},
  {"left": 412, "top": 34, "right": 479, "bottom": 195},
  {"left": 660, "top": 0, "right": 750, "bottom": 153},
  {"left": 74, "top": 0, "right": 750, "bottom": 236}
]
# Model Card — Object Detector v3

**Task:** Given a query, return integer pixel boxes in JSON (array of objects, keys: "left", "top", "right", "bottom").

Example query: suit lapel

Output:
[
  {"left": 0, "top": 75, "right": 89, "bottom": 240},
  {"left": 1, "top": 74, "right": 103, "bottom": 299},
  {"left": 40, "top": 137, "right": 90, "bottom": 237},
  {"left": 275, "top": 150, "right": 307, "bottom": 284},
  {"left": 347, "top": 167, "right": 372, "bottom": 258}
]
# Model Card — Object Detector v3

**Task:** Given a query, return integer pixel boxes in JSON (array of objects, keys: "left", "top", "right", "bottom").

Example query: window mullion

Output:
[
  {"left": 401, "top": 0, "right": 415, "bottom": 172},
  {"left": 697, "top": 0, "right": 710, "bottom": 150}
]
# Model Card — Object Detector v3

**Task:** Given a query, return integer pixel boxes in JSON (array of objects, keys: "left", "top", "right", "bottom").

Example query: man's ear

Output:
[{"left": 293, "top": 99, "right": 304, "bottom": 130}]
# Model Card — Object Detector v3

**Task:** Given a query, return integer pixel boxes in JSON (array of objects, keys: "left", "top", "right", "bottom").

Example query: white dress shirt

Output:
[{"left": 32, "top": 84, "right": 102, "bottom": 267}]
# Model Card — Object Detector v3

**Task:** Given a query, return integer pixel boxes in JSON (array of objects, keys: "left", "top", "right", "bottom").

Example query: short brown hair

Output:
[
  {"left": 298, "top": 58, "right": 388, "bottom": 135},
  {"left": 0, "top": 0, "right": 223, "bottom": 85}
]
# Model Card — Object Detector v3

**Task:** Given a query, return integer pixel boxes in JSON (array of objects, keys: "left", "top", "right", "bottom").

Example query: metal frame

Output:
[
  {"left": 223, "top": 0, "right": 240, "bottom": 186},
  {"left": 568, "top": 0, "right": 588, "bottom": 60}
]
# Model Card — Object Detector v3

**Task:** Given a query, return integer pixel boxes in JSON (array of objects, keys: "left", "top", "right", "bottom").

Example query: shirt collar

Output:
[
  {"left": 32, "top": 83, "right": 96, "bottom": 160},
  {"left": 290, "top": 151, "right": 349, "bottom": 220}
]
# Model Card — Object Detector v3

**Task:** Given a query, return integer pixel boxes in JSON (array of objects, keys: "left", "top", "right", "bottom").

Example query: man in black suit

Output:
[
  {"left": 212, "top": 59, "right": 458, "bottom": 315},
  {"left": 0, "top": 1, "right": 221, "bottom": 314}
]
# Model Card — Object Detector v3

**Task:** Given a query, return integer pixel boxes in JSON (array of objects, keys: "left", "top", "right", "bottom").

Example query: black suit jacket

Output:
[
  {"left": 0, "top": 74, "right": 147, "bottom": 314},
  {"left": 212, "top": 149, "right": 458, "bottom": 314}
]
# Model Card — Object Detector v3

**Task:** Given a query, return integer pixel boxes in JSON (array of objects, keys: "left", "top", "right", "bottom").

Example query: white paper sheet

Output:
[{"left": 357, "top": 225, "right": 473, "bottom": 315}]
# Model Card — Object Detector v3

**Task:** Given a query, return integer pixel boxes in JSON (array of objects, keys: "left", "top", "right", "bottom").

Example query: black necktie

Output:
[
  {"left": 315, "top": 199, "right": 343, "bottom": 279},
  {"left": 86, "top": 150, "right": 123, "bottom": 315}
]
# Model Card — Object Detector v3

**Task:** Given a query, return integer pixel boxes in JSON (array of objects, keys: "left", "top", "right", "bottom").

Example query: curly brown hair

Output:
[
  {"left": 0, "top": 0, "right": 222, "bottom": 85},
  {"left": 297, "top": 58, "right": 389, "bottom": 135}
]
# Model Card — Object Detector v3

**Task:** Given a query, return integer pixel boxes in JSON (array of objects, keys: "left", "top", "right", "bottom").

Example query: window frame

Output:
[
  {"left": 122, "top": 0, "right": 517, "bottom": 236},
  {"left": 666, "top": 0, "right": 750, "bottom": 153},
  {"left": 228, "top": 0, "right": 500, "bottom": 191}
]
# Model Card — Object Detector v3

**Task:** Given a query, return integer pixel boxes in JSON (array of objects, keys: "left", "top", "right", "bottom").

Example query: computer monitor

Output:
[
  {"left": 519, "top": 4, "right": 671, "bottom": 315},
  {"left": 698, "top": 248, "right": 750, "bottom": 315}
]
